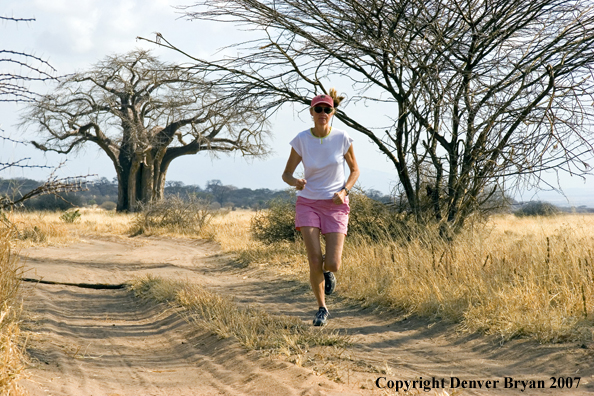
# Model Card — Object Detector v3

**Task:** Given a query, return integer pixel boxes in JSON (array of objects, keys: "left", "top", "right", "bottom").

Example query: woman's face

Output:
[{"left": 310, "top": 104, "right": 334, "bottom": 127}]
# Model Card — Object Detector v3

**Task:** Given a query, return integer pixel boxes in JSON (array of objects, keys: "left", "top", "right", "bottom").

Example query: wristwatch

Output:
[{"left": 342, "top": 186, "right": 350, "bottom": 196}]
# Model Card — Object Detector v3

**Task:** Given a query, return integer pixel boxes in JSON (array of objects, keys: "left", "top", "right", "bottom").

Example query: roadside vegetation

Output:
[
  {"left": 129, "top": 196, "right": 215, "bottom": 237},
  {"left": 4, "top": 209, "right": 129, "bottom": 246},
  {"left": 0, "top": 227, "right": 27, "bottom": 396}
]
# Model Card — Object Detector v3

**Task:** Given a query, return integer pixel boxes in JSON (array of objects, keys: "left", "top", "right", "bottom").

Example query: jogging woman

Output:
[{"left": 282, "top": 89, "right": 360, "bottom": 326}]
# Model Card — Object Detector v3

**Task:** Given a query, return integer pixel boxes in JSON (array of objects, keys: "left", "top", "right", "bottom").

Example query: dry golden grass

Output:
[
  {"left": 3, "top": 209, "right": 132, "bottom": 246},
  {"left": 6, "top": 207, "right": 241, "bottom": 246},
  {"left": 68, "top": 208, "right": 132, "bottom": 236},
  {"left": 212, "top": 211, "right": 594, "bottom": 343},
  {"left": 3, "top": 206, "right": 238, "bottom": 246},
  {"left": 130, "top": 275, "right": 348, "bottom": 357},
  {"left": 340, "top": 214, "right": 594, "bottom": 342},
  {"left": 2, "top": 211, "right": 70, "bottom": 247},
  {"left": 203, "top": 210, "right": 308, "bottom": 272},
  {"left": 0, "top": 228, "right": 28, "bottom": 396}
]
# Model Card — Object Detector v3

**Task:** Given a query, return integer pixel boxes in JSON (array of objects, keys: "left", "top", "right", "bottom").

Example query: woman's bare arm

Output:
[{"left": 282, "top": 148, "right": 306, "bottom": 190}]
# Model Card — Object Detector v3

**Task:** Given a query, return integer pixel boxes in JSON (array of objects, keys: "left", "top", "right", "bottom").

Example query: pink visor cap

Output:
[{"left": 310, "top": 94, "right": 334, "bottom": 108}]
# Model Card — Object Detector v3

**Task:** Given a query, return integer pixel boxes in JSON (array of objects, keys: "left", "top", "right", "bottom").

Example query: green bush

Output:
[
  {"left": 251, "top": 198, "right": 300, "bottom": 244},
  {"left": 514, "top": 201, "right": 560, "bottom": 217},
  {"left": 59, "top": 209, "right": 81, "bottom": 223}
]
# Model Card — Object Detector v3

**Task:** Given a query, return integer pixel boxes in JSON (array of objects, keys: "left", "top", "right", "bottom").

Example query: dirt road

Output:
[{"left": 18, "top": 236, "right": 594, "bottom": 395}]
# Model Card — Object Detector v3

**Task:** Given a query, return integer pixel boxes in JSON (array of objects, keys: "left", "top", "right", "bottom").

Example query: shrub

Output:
[
  {"left": 514, "top": 201, "right": 560, "bottom": 217},
  {"left": 60, "top": 209, "right": 81, "bottom": 223},
  {"left": 19, "top": 225, "right": 49, "bottom": 243},
  {"left": 347, "top": 191, "right": 417, "bottom": 241},
  {"left": 251, "top": 197, "right": 299, "bottom": 244},
  {"left": 100, "top": 201, "right": 117, "bottom": 211},
  {"left": 251, "top": 190, "right": 428, "bottom": 244},
  {"left": 130, "top": 196, "right": 213, "bottom": 236}
]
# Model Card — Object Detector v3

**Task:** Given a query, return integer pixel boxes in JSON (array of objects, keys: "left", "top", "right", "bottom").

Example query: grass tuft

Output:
[
  {"left": 129, "top": 196, "right": 214, "bottom": 237},
  {"left": 129, "top": 276, "right": 348, "bottom": 356}
]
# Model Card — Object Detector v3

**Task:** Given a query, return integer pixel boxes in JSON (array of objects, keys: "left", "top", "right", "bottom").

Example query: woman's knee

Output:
[
  {"left": 324, "top": 257, "right": 341, "bottom": 273},
  {"left": 308, "top": 254, "right": 324, "bottom": 272}
]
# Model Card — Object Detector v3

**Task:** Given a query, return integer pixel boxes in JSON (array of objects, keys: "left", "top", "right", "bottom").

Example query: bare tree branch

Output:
[{"left": 0, "top": 17, "right": 57, "bottom": 102}]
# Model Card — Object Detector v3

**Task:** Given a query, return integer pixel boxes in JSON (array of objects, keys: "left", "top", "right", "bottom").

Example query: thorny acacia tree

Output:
[
  {"left": 1, "top": 15, "right": 87, "bottom": 211},
  {"left": 23, "top": 50, "right": 268, "bottom": 211},
  {"left": 144, "top": 0, "right": 594, "bottom": 231},
  {"left": 0, "top": 16, "right": 56, "bottom": 102}
]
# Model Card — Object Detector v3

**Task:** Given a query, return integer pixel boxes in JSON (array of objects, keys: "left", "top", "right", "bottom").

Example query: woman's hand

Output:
[
  {"left": 294, "top": 178, "right": 307, "bottom": 190},
  {"left": 332, "top": 189, "right": 347, "bottom": 205}
]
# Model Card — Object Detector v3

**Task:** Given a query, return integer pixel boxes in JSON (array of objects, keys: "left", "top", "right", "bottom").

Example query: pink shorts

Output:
[{"left": 295, "top": 196, "right": 350, "bottom": 235}]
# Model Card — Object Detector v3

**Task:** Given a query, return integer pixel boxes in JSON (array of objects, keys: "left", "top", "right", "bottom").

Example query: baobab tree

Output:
[
  {"left": 23, "top": 50, "right": 268, "bottom": 211},
  {"left": 142, "top": 0, "right": 594, "bottom": 232}
]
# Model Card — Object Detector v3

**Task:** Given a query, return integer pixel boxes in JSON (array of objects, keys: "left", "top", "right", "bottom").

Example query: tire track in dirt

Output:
[
  {"left": 21, "top": 284, "right": 354, "bottom": 396},
  {"left": 18, "top": 236, "right": 594, "bottom": 395}
]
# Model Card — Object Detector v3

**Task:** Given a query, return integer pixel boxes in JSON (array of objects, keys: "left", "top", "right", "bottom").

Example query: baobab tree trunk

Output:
[
  {"left": 113, "top": 124, "right": 210, "bottom": 211},
  {"left": 139, "top": 151, "right": 155, "bottom": 203},
  {"left": 152, "top": 146, "right": 170, "bottom": 201},
  {"left": 114, "top": 150, "right": 173, "bottom": 211},
  {"left": 154, "top": 161, "right": 170, "bottom": 201},
  {"left": 115, "top": 126, "right": 165, "bottom": 211}
]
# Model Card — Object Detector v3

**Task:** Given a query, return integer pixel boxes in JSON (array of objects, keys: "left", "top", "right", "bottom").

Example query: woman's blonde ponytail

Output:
[{"left": 329, "top": 88, "right": 345, "bottom": 108}]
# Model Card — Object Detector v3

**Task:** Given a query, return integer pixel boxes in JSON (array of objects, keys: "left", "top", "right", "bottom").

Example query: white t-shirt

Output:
[{"left": 289, "top": 128, "right": 353, "bottom": 200}]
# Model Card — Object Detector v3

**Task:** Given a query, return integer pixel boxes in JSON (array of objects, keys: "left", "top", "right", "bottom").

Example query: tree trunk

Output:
[
  {"left": 114, "top": 152, "right": 171, "bottom": 212},
  {"left": 139, "top": 151, "right": 155, "bottom": 204},
  {"left": 153, "top": 146, "right": 169, "bottom": 201},
  {"left": 113, "top": 141, "right": 202, "bottom": 211},
  {"left": 116, "top": 154, "right": 131, "bottom": 212},
  {"left": 154, "top": 161, "right": 169, "bottom": 201}
]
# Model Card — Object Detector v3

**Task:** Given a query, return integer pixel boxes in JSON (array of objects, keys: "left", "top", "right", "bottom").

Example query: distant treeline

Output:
[
  {"left": 1, "top": 177, "right": 590, "bottom": 214},
  {"left": 0, "top": 177, "right": 392, "bottom": 211}
]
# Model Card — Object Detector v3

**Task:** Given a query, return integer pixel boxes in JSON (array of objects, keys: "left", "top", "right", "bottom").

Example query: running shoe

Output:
[
  {"left": 313, "top": 307, "right": 329, "bottom": 326},
  {"left": 324, "top": 271, "right": 336, "bottom": 295}
]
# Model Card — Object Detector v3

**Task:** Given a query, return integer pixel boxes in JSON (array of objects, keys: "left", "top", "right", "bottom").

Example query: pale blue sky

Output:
[{"left": 1, "top": 0, "right": 592, "bottom": 205}]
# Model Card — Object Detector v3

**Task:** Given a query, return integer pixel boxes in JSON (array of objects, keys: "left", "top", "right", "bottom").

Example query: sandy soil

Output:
[{"left": 17, "top": 235, "right": 594, "bottom": 396}]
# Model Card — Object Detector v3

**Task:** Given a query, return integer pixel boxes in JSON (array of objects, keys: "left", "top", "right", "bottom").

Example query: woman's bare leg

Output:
[
  {"left": 300, "top": 226, "right": 325, "bottom": 308},
  {"left": 323, "top": 232, "right": 346, "bottom": 272}
]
